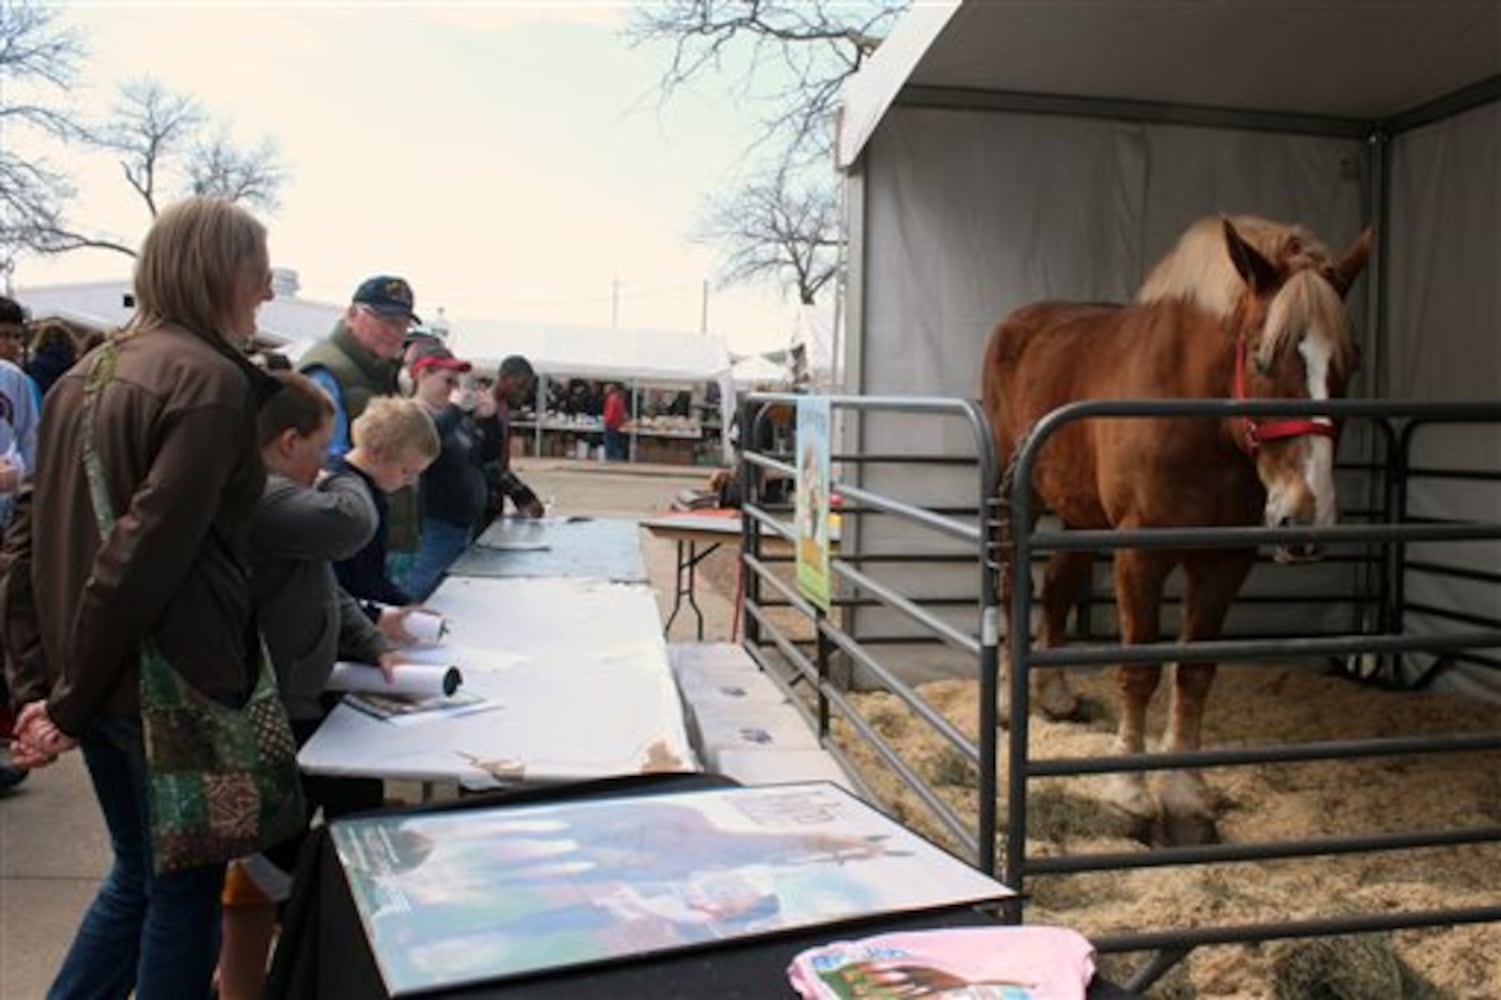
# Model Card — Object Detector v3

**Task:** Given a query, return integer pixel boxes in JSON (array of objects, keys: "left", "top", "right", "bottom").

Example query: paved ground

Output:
[{"left": 0, "top": 458, "right": 736, "bottom": 998}]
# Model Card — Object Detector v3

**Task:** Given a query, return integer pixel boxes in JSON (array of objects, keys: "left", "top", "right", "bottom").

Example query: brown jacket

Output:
[{"left": 1, "top": 322, "right": 279, "bottom": 737}]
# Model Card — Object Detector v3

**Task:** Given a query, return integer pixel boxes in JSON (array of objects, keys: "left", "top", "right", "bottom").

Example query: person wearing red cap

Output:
[{"left": 401, "top": 344, "right": 494, "bottom": 599}]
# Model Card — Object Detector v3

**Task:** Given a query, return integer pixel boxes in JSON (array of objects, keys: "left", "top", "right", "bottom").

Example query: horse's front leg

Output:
[
  {"left": 1156, "top": 550, "right": 1256, "bottom": 845},
  {"left": 1104, "top": 549, "right": 1172, "bottom": 824}
]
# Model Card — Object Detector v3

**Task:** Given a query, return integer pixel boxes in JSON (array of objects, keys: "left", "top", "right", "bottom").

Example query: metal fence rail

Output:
[
  {"left": 738, "top": 392, "right": 1005, "bottom": 870},
  {"left": 1004, "top": 397, "right": 1501, "bottom": 988},
  {"left": 732, "top": 392, "right": 1501, "bottom": 990}
]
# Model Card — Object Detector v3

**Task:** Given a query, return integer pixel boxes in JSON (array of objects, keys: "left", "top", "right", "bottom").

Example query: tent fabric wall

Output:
[
  {"left": 844, "top": 106, "right": 1372, "bottom": 662},
  {"left": 1385, "top": 101, "right": 1501, "bottom": 698},
  {"left": 855, "top": 106, "right": 1369, "bottom": 399}
]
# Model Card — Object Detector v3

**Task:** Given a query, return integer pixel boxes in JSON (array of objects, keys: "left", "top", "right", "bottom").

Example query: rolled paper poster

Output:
[
  {"left": 327, "top": 662, "right": 463, "bottom": 698},
  {"left": 405, "top": 610, "right": 449, "bottom": 646}
]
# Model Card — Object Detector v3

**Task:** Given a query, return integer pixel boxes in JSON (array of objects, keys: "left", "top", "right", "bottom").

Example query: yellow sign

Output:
[{"left": 795, "top": 397, "right": 832, "bottom": 611}]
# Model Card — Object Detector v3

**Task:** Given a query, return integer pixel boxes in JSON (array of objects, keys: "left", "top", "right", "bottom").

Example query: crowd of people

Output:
[{"left": 0, "top": 196, "right": 549, "bottom": 998}]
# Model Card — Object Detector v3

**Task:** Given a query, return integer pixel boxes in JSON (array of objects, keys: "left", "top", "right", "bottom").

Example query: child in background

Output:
[
  {"left": 331, "top": 396, "right": 442, "bottom": 625},
  {"left": 218, "top": 373, "right": 409, "bottom": 999}
]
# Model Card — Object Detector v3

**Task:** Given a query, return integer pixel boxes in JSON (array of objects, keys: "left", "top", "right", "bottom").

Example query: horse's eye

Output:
[{"left": 1253, "top": 355, "right": 1272, "bottom": 377}]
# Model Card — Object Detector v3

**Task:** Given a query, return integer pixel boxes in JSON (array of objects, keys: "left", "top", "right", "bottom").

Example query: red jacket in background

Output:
[{"left": 603, "top": 390, "right": 627, "bottom": 431}]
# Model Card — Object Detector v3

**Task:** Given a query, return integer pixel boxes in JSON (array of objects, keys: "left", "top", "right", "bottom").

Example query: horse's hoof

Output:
[
  {"left": 1154, "top": 811, "right": 1220, "bottom": 847},
  {"left": 1033, "top": 673, "right": 1080, "bottom": 721},
  {"left": 1102, "top": 774, "right": 1155, "bottom": 843},
  {"left": 1102, "top": 803, "right": 1156, "bottom": 845},
  {"left": 1153, "top": 771, "right": 1221, "bottom": 846}
]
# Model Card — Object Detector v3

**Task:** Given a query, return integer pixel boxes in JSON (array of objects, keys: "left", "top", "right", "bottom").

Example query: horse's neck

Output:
[{"left": 1141, "top": 299, "right": 1239, "bottom": 400}]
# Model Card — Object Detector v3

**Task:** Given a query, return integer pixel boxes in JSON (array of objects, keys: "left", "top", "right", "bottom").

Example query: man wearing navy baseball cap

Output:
[
  {"left": 299, "top": 275, "right": 420, "bottom": 461},
  {"left": 353, "top": 275, "right": 422, "bottom": 327}
]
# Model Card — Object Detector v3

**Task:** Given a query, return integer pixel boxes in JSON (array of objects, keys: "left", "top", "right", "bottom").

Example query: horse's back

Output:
[{"left": 982, "top": 300, "right": 1122, "bottom": 443}]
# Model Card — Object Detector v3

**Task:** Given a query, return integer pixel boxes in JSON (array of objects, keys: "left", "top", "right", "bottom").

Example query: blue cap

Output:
[{"left": 352, "top": 275, "right": 420, "bottom": 324}]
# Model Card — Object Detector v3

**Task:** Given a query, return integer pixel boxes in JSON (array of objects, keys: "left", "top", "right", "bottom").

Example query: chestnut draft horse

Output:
[{"left": 982, "top": 216, "right": 1373, "bottom": 844}]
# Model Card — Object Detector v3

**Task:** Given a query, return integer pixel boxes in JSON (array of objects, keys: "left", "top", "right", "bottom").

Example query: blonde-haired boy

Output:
[{"left": 333, "top": 397, "right": 440, "bottom": 614}]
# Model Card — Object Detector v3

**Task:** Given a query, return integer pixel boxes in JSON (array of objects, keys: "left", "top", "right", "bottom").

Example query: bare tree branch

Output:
[
  {"left": 626, "top": 0, "right": 904, "bottom": 167},
  {"left": 2, "top": 4, "right": 292, "bottom": 266},
  {"left": 626, "top": 1, "right": 905, "bottom": 305},
  {"left": 99, "top": 78, "right": 205, "bottom": 218},
  {"left": 697, "top": 169, "right": 840, "bottom": 305},
  {"left": 0, "top": 1, "right": 85, "bottom": 258},
  {"left": 189, "top": 134, "right": 286, "bottom": 212}
]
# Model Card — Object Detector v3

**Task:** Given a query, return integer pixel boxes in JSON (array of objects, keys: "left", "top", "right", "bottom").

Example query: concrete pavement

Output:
[
  {"left": 0, "top": 461, "right": 735, "bottom": 997},
  {"left": 0, "top": 751, "right": 108, "bottom": 998}
]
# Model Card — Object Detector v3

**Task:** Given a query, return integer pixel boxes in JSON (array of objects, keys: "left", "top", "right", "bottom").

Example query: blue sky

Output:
[{"left": 14, "top": 4, "right": 809, "bottom": 353}]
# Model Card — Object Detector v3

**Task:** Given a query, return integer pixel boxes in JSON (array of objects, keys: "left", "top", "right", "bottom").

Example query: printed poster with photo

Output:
[
  {"left": 795, "top": 395, "right": 833, "bottom": 611},
  {"left": 329, "top": 782, "right": 1013, "bottom": 996}
]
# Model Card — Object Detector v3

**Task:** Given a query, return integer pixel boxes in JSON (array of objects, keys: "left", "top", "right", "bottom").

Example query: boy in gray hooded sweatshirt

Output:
[{"left": 218, "top": 371, "right": 404, "bottom": 998}]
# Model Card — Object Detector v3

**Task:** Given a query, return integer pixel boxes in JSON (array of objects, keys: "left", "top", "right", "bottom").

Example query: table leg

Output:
[
  {"left": 664, "top": 539, "right": 689, "bottom": 636},
  {"left": 663, "top": 538, "right": 719, "bottom": 640},
  {"left": 732, "top": 557, "right": 745, "bottom": 643},
  {"left": 686, "top": 541, "right": 704, "bottom": 641}
]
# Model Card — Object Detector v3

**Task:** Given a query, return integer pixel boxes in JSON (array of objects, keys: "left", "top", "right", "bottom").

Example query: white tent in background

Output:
[
  {"left": 450, "top": 318, "right": 731, "bottom": 384},
  {"left": 15, "top": 279, "right": 340, "bottom": 360},
  {"left": 790, "top": 299, "right": 839, "bottom": 389},
  {"left": 731, "top": 352, "right": 791, "bottom": 389}
]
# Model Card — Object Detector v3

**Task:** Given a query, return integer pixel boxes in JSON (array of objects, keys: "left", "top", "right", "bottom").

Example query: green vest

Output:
[
  {"left": 297, "top": 321, "right": 397, "bottom": 423},
  {"left": 298, "top": 323, "right": 421, "bottom": 553}
]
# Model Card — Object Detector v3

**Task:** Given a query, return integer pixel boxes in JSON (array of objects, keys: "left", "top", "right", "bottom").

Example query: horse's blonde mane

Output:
[
  {"left": 1261, "top": 267, "right": 1356, "bottom": 375},
  {"left": 1136, "top": 215, "right": 1332, "bottom": 319}
]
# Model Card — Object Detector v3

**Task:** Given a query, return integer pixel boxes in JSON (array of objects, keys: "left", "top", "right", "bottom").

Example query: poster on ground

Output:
[
  {"left": 796, "top": 395, "right": 833, "bottom": 611},
  {"left": 330, "top": 782, "right": 1013, "bottom": 996}
]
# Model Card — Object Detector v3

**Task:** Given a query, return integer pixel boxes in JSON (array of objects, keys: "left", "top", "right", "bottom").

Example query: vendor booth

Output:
[
  {"left": 451, "top": 319, "right": 735, "bottom": 466},
  {"left": 834, "top": 0, "right": 1500, "bottom": 698}
]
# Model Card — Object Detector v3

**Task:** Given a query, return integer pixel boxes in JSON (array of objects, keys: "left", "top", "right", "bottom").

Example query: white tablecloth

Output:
[{"left": 298, "top": 577, "right": 698, "bottom": 787}]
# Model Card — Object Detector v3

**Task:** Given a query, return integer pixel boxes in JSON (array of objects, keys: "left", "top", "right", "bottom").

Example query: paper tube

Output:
[
  {"left": 405, "top": 610, "right": 449, "bottom": 646},
  {"left": 328, "top": 662, "right": 462, "bottom": 698}
]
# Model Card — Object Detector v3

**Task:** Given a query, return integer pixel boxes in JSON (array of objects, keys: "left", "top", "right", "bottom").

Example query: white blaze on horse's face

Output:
[
  {"left": 1258, "top": 331, "right": 1339, "bottom": 563},
  {"left": 1298, "top": 336, "right": 1338, "bottom": 527}
]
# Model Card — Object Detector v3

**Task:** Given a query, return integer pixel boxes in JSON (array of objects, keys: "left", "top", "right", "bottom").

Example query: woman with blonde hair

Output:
[{"left": 2, "top": 196, "right": 281, "bottom": 998}]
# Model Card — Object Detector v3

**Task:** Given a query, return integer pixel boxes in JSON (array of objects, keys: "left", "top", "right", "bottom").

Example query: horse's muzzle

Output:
[{"left": 1274, "top": 543, "right": 1322, "bottom": 564}]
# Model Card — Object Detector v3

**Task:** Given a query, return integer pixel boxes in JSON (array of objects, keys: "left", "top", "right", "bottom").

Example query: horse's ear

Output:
[
  {"left": 1223, "top": 218, "right": 1279, "bottom": 293},
  {"left": 1328, "top": 226, "right": 1375, "bottom": 299}
]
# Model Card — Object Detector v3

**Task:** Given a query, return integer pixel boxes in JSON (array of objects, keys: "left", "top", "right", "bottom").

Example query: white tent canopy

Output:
[
  {"left": 731, "top": 353, "right": 790, "bottom": 389},
  {"left": 840, "top": 0, "right": 1501, "bottom": 168},
  {"left": 13, "top": 284, "right": 736, "bottom": 388},
  {"left": 15, "top": 280, "right": 340, "bottom": 359},
  {"left": 449, "top": 319, "right": 731, "bottom": 384}
]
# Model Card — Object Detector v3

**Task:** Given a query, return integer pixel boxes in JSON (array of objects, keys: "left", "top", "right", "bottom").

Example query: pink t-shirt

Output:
[{"left": 788, "top": 926, "right": 1097, "bottom": 1000}]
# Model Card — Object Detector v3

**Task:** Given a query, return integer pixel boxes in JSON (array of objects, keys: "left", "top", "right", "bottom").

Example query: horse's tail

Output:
[{"left": 978, "top": 315, "right": 1038, "bottom": 585}]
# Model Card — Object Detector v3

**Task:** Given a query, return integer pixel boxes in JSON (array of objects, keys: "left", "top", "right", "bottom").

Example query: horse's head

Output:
[{"left": 1223, "top": 219, "right": 1373, "bottom": 563}]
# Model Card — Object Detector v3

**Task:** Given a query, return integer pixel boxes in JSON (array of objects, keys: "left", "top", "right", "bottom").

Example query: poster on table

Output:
[
  {"left": 330, "top": 782, "right": 1013, "bottom": 996},
  {"left": 795, "top": 395, "right": 833, "bottom": 611}
]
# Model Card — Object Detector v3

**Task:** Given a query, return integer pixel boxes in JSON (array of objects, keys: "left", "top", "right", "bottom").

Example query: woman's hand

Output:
[{"left": 10, "top": 701, "right": 76, "bottom": 768}]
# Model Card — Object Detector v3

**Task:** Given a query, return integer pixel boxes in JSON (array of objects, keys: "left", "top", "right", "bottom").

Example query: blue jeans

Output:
[
  {"left": 604, "top": 427, "right": 627, "bottom": 461},
  {"left": 403, "top": 516, "right": 474, "bottom": 601},
  {"left": 50, "top": 715, "right": 225, "bottom": 1000}
]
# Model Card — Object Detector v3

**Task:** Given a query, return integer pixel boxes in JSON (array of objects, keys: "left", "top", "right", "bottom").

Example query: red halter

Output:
[{"left": 1233, "top": 331, "right": 1338, "bottom": 455}]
